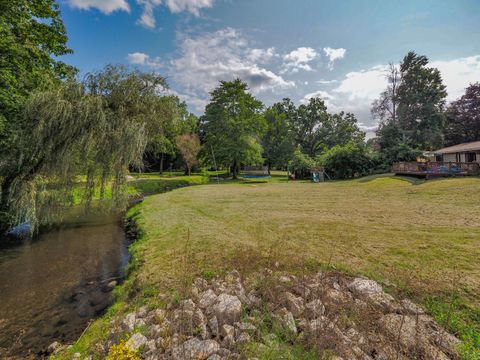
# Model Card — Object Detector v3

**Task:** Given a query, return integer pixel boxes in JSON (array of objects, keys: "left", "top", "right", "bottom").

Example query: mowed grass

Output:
[
  {"left": 62, "top": 174, "right": 480, "bottom": 358},
  {"left": 130, "top": 174, "right": 480, "bottom": 356},
  {"left": 137, "top": 174, "right": 480, "bottom": 295}
]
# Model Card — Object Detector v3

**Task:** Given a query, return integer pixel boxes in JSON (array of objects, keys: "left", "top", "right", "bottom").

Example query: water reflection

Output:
[{"left": 0, "top": 214, "right": 130, "bottom": 358}]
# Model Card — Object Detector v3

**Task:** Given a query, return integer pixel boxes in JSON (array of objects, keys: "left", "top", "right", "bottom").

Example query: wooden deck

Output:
[{"left": 392, "top": 162, "right": 480, "bottom": 178}]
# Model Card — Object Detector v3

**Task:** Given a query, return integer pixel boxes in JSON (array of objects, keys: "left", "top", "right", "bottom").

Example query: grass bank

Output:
[{"left": 61, "top": 174, "right": 480, "bottom": 359}]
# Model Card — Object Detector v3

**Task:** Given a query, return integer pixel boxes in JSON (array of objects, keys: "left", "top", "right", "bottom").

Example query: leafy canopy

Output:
[
  {"left": 0, "top": 0, "right": 75, "bottom": 144},
  {"left": 262, "top": 103, "right": 295, "bottom": 170},
  {"left": 1, "top": 65, "right": 173, "bottom": 230},
  {"left": 201, "top": 79, "right": 265, "bottom": 177},
  {"left": 445, "top": 82, "right": 480, "bottom": 146}
]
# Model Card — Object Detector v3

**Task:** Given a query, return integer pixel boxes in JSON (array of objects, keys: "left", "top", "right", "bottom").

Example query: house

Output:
[
  {"left": 434, "top": 140, "right": 480, "bottom": 163},
  {"left": 392, "top": 140, "right": 480, "bottom": 177}
]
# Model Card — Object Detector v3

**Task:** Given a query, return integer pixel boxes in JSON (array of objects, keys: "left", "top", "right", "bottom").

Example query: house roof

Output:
[{"left": 435, "top": 141, "right": 480, "bottom": 154}]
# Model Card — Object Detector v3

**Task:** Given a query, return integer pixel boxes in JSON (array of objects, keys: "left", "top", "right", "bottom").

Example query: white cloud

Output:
[
  {"left": 357, "top": 123, "right": 378, "bottom": 132},
  {"left": 301, "top": 90, "right": 334, "bottom": 103},
  {"left": 165, "top": 0, "right": 213, "bottom": 14},
  {"left": 282, "top": 47, "right": 318, "bottom": 73},
  {"left": 431, "top": 55, "right": 480, "bottom": 101},
  {"left": 137, "top": 0, "right": 162, "bottom": 28},
  {"left": 137, "top": 0, "right": 213, "bottom": 28},
  {"left": 323, "top": 47, "right": 346, "bottom": 70},
  {"left": 301, "top": 54, "right": 480, "bottom": 136},
  {"left": 166, "top": 28, "right": 294, "bottom": 111},
  {"left": 333, "top": 65, "right": 388, "bottom": 102},
  {"left": 317, "top": 79, "right": 338, "bottom": 84},
  {"left": 248, "top": 48, "right": 277, "bottom": 63},
  {"left": 127, "top": 52, "right": 150, "bottom": 65},
  {"left": 126, "top": 52, "right": 162, "bottom": 68},
  {"left": 66, "top": 0, "right": 130, "bottom": 13}
]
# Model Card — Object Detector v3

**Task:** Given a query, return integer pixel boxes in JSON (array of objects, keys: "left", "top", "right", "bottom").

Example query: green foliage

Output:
[
  {"left": 444, "top": 82, "right": 480, "bottom": 146},
  {"left": 262, "top": 104, "right": 295, "bottom": 170},
  {"left": 380, "top": 142, "right": 422, "bottom": 165},
  {"left": 397, "top": 52, "right": 447, "bottom": 150},
  {"left": 0, "top": 0, "right": 76, "bottom": 147},
  {"left": 201, "top": 79, "right": 265, "bottom": 178},
  {"left": 318, "top": 142, "right": 372, "bottom": 179},
  {"left": 287, "top": 148, "right": 316, "bottom": 179},
  {"left": 289, "top": 97, "right": 365, "bottom": 158},
  {"left": 144, "top": 98, "right": 198, "bottom": 173},
  {"left": 425, "top": 296, "right": 480, "bottom": 359},
  {"left": 130, "top": 175, "right": 208, "bottom": 195},
  {"left": 0, "top": 65, "right": 173, "bottom": 231},
  {"left": 175, "top": 133, "right": 201, "bottom": 175},
  {"left": 106, "top": 339, "right": 141, "bottom": 360},
  {"left": 374, "top": 52, "right": 447, "bottom": 156}
]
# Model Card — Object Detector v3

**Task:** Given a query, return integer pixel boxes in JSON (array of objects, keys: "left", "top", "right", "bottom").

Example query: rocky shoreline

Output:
[{"left": 56, "top": 269, "right": 461, "bottom": 359}]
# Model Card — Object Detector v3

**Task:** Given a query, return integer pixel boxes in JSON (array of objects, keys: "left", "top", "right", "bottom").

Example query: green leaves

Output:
[
  {"left": 1, "top": 66, "right": 175, "bottom": 230},
  {"left": 396, "top": 52, "right": 447, "bottom": 150},
  {"left": 201, "top": 79, "right": 265, "bottom": 177},
  {"left": 318, "top": 142, "right": 372, "bottom": 179}
]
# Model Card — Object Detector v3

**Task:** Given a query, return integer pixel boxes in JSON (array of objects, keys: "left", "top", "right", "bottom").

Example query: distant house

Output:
[
  {"left": 392, "top": 140, "right": 480, "bottom": 177},
  {"left": 434, "top": 141, "right": 480, "bottom": 163}
]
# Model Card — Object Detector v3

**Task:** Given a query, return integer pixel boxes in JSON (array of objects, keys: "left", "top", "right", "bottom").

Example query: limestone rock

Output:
[
  {"left": 348, "top": 278, "right": 383, "bottom": 297},
  {"left": 236, "top": 332, "right": 250, "bottom": 344},
  {"left": 126, "top": 333, "right": 148, "bottom": 351},
  {"left": 137, "top": 306, "right": 149, "bottom": 318},
  {"left": 278, "top": 308, "right": 297, "bottom": 334},
  {"left": 305, "top": 299, "right": 325, "bottom": 319},
  {"left": 401, "top": 299, "right": 425, "bottom": 315},
  {"left": 172, "top": 338, "right": 220, "bottom": 360},
  {"left": 308, "top": 316, "right": 327, "bottom": 333},
  {"left": 199, "top": 289, "right": 218, "bottom": 309},
  {"left": 284, "top": 292, "right": 304, "bottom": 317},
  {"left": 208, "top": 316, "right": 219, "bottom": 337},
  {"left": 207, "top": 354, "right": 221, "bottom": 360},
  {"left": 122, "top": 313, "right": 145, "bottom": 332},
  {"left": 221, "top": 324, "right": 235, "bottom": 338},
  {"left": 213, "top": 294, "right": 242, "bottom": 326}
]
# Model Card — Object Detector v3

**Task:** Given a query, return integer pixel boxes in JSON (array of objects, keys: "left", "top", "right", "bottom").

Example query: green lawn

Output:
[{"left": 66, "top": 174, "right": 480, "bottom": 358}]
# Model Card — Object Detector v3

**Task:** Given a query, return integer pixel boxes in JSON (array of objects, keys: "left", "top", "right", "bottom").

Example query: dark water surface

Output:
[{"left": 0, "top": 214, "right": 130, "bottom": 358}]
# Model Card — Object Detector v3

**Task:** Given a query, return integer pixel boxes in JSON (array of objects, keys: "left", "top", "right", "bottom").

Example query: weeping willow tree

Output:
[{"left": 0, "top": 65, "right": 173, "bottom": 232}]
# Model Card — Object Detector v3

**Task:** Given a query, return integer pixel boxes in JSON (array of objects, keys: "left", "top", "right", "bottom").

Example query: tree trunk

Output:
[
  {"left": 231, "top": 159, "right": 238, "bottom": 179},
  {"left": 0, "top": 175, "right": 15, "bottom": 233},
  {"left": 159, "top": 153, "right": 164, "bottom": 175}
]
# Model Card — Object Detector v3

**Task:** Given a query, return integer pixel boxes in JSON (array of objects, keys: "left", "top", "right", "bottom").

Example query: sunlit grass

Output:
[
  {"left": 59, "top": 174, "right": 480, "bottom": 358},
  {"left": 132, "top": 174, "right": 480, "bottom": 356}
]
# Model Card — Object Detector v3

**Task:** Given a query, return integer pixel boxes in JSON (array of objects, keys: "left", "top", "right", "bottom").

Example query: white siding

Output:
[{"left": 443, "top": 153, "right": 458, "bottom": 162}]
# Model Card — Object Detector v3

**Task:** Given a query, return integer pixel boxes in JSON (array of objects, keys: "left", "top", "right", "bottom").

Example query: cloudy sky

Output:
[{"left": 61, "top": 0, "right": 480, "bottom": 135}]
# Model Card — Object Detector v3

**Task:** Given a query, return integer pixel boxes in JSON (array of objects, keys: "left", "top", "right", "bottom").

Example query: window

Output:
[{"left": 465, "top": 152, "right": 476, "bottom": 162}]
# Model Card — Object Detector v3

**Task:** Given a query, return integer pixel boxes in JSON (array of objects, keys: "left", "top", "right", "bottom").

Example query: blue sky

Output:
[{"left": 60, "top": 0, "right": 480, "bottom": 134}]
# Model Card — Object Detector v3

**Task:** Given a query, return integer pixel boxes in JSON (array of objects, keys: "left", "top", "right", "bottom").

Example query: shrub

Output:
[
  {"left": 106, "top": 339, "right": 141, "bottom": 360},
  {"left": 380, "top": 143, "right": 422, "bottom": 165},
  {"left": 287, "top": 149, "right": 316, "bottom": 179},
  {"left": 318, "top": 142, "right": 372, "bottom": 179}
]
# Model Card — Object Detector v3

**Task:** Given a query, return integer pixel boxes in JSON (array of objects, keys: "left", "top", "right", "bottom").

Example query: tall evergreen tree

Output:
[{"left": 396, "top": 52, "right": 447, "bottom": 150}]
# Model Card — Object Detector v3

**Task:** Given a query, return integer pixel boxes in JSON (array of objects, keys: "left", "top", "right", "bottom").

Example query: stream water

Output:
[{"left": 0, "top": 214, "right": 130, "bottom": 358}]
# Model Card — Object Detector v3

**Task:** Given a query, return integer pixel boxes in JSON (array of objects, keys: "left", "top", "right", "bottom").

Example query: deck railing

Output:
[{"left": 392, "top": 161, "right": 480, "bottom": 176}]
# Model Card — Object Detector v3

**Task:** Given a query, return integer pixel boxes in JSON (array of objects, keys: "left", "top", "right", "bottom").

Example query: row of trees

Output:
[
  {"left": 372, "top": 52, "right": 480, "bottom": 164},
  {"left": 199, "top": 79, "right": 367, "bottom": 179},
  {"left": 1, "top": 1, "right": 478, "bottom": 233},
  {"left": 200, "top": 52, "right": 479, "bottom": 181}
]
